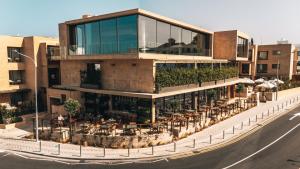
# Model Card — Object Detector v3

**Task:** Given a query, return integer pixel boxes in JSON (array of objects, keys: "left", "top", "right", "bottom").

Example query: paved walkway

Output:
[{"left": 1, "top": 88, "right": 300, "bottom": 161}]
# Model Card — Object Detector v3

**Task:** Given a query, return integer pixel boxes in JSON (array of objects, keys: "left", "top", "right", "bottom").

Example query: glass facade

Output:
[
  {"left": 138, "top": 15, "right": 212, "bottom": 56},
  {"left": 68, "top": 14, "right": 212, "bottom": 57},
  {"left": 237, "top": 37, "right": 248, "bottom": 58},
  {"left": 69, "top": 15, "right": 138, "bottom": 55}
]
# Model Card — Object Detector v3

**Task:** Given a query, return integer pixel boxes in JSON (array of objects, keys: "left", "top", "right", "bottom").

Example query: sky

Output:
[{"left": 0, "top": 0, "right": 299, "bottom": 44}]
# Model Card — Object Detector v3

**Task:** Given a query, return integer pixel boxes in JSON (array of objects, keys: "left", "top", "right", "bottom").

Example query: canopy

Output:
[
  {"left": 241, "top": 78, "right": 255, "bottom": 84},
  {"left": 257, "top": 81, "right": 276, "bottom": 89},
  {"left": 254, "top": 78, "right": 265, "bottom": 83}
]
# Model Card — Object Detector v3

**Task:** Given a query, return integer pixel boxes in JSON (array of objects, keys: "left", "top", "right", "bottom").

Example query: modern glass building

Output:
[{"left": 67, "top": 13, "right": 212, "bottom": 57}]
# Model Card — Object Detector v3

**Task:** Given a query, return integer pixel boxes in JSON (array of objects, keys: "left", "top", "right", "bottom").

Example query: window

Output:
[
  {"left": 9, "top": 70, "right": 24, "bottom": 85},
  {"left": 75, "top": 24, "right": 85, "bottom": 55},
  {"left": 138, "top": 15, "right": 157, "bottom": 53},
  {"left": 10, "top": 92, "right": 25, "bottom": 106},
  {"left": 191, "top": 32, "right": 211, "bottom": 56},
  {"left": 272, "top": 64, "right": 280, "bottom": 69},
  {"left": 257, "top": 64, "right": 268, "bottom": 73},
  {"left": 237, "top": 37, "right": 248, "bottom": 58},
  {"left": 258, "top": 51, "right": 268, "bottom": 60},
  {"left": 101, "top": 18, "right": 117, "bottom": 54},
  {"left": 7, "top": 47, "right": 22, "bottom": 62},
  {"left": 248, "top": 49, "right": 253, "bottom": 61},
  {"left": 85, "top": 21, "right": 101, "bottom": 55},
  {"left": 241, "top": 64, "right": 250, "bottom": 74},
  {"left": 297, "top": 51, "right": 300, "bottom": 56},
  {"left": 156, "top": 21, "right": 171, "bottom": 53},
  {"left": 272, "top": 50, "right": 281, "bottom": 55},
  {"left": 170, "top": 25, "right": 182, "bottom": 54},
  {"left": 181, "top": 29, "right": 192, "bottom": 55},
  {"left": 47, "top": 45, "right": 60, "bottom": 57},
  {"left": 117, "top": 15, "right": 138, "bottom": 53}
]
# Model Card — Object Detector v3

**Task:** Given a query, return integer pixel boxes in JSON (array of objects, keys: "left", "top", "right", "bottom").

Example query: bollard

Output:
[
  {"left": 241, "top": 122, "right": 243, "bottom": 129},
  {"left": 174, "top": 142, "right": 176, "bottom": 152},
  {"left": 128, "top": 147, "right": 130, "bottom": 157},
  {"left": 290, "top": 99, "right": 291, "bottom": 105},
  {"left": 80, "top": 145, "right": 82, "bottom": 157},
  {"left": 273, "top": 107, "right": 275, "bottom": 113},
  {"left": 193, "top": 139, "right": 196, "bottom": 148},
  {"left": 277, "top": 105, "right": 279, "bottom": 111},
  {"left": 39, "top": 141, "right": 42, "bottom": 152},
  {"left": 223, "top": 130, "right": 225, "bottom": 139},
  {"left": 249, "top": 118, "right": 251, "bottom": 125},
  {"left": 103, "top": 146, "right": 106, "bottom": 157},
  {"left": 233, "top": 126, "right": 235, "bottom": 134},
  {"left": 261, "top": 113, "right": 264, "bottom": 119},
  {"left": 58, "top": 144, "right": 60, "bottom": 155},
  {"left": 282, "top": 103, "right": 284, "bottom": 109},
  {"left": 255, "top": 115, "right": 257, "bottom": 122},
  {"left": 152, "top": 145, "right": 154, "bottom": 155},
  {"left": 268, "top": 109, "right": 270, "bottom": 116},
  {"left": 209, "top": 135, "right": 212, "bottom": 144}
]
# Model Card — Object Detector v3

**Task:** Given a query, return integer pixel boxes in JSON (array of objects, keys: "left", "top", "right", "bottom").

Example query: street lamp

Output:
[
  {"left": 274, "top": 50, "right": 282, "bottom": 101},
  {"left": 13, "top": 50, "right": 39, "bottom": 142}
]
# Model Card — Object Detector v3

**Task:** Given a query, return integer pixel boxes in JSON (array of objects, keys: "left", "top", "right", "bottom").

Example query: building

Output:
[
  {"left": 47, "top": 9, "right": 252, "bottom": 123},
  {"left": 0, "top": 35, "right": 59, "bottom": 111},
  {"left": 255, "top": 43, "right": 298, "bottom": 80}
]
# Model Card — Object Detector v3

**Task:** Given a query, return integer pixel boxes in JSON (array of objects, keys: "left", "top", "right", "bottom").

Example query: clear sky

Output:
[{"left": 1, "top": 0, "right": 299, "bottom": 44}]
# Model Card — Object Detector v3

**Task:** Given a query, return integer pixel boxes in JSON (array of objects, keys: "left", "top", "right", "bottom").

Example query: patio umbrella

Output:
[
  {"left": 241, "top": 78, "right": 255, "bottom": 84},
  {"left": 257, "top": 81, "right": 276, "bottom": 89},
  {"left": 270, "top": 79, "right": 284, "bottom": 84},
  {"left": 254, "top": 78, "right": 265, "bottom": 83}
]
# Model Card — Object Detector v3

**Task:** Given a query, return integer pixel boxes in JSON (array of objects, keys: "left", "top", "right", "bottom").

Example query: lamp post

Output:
[
  {"left": 13, "top": 50, "right": 39, "bottom": 142},
  {"left": 276, "top": 58, "right": 279, "bottom": 101}
]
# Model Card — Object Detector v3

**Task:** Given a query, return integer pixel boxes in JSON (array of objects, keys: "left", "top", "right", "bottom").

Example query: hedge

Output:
[{"left": 155, "top": 67, "right": 238, "bottom": 88}]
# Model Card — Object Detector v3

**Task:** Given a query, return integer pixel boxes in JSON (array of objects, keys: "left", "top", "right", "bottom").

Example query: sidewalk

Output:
[{"left": 1, "top": 88, "right": 300, "bottom": 162}]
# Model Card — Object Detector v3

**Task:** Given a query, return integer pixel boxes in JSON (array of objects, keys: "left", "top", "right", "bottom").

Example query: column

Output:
[{"left": 151, "top": 99, "right": 156, "bottom": 123}]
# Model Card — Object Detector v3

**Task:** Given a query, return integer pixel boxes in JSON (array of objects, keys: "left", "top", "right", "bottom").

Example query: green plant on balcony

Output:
[{"left": 155, "top": 67, "right": 239, "bottom": 90}]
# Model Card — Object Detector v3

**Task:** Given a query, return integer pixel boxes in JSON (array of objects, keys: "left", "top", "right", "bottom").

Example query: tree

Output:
[
  {"left": 236, "top": 83, "right": 244, "bottom": 102},
  {"left": 64, "top": 98, "right": 81, "bottom": 141}
]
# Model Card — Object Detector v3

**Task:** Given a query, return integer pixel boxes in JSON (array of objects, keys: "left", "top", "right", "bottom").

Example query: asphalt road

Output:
[{"left": 1, "top": 104, "right": 300, "bottom": 169}]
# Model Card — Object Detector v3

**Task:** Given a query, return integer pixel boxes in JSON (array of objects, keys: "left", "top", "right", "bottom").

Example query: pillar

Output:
[
  {"left": 151, "top": 99, "right": 156, "bottom": 123},
  {"left": 192, "top": 92, "right": 198, "bottom": 110},
  {"left": 108, "top": 95, "right": 112, "bottom": 112}
]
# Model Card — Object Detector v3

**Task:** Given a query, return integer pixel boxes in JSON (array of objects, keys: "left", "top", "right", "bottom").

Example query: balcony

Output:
[
  {"left": 47, "top": 45, "right": 61, "bottom": 60},
  {"left": 155, "top": 66, "right": 239, "bottom": 93},
  {"left": 80, "top": 66, "right": 102, "bottom": 89}
]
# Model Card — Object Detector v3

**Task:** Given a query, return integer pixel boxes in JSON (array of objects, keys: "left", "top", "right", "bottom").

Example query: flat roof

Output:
[{"left": 64, "top": 8, "right": 213, "bottom": 34}]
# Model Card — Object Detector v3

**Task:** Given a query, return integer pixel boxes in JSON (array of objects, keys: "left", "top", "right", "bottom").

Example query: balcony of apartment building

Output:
[
  {"left": 47, "top": 45, "right": 61, "bottom": 61},
  {"left": 80, "top": 63, "right": 102, "bottom": 89},
  {"left": 63, "top": 14, "right": 212, "bottom": 60},
  {"left": 7, "top": 47, "right": 26, "bottom": 70}
]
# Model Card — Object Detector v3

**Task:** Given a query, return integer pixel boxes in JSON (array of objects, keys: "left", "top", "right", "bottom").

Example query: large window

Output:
[
  {"left": 7, "top": 47, "right": 22, "bottom": 62},
  {"left": 138, "top": 15, "right": 211, "bottom": 56},
  {"left": 156, "top": 21, "right": 171, "bottom": 53},
  {"left": 241, "top": 64, "right": 250, "bottom": 74},
  {"left": 258, "top": 51, "right": 268, "bottom": 60},
  {"left": 85, "top": 22, "right": 100, "bottom": 55},
  {"left": 101, "top": 18, "right": 117, "bottom": 54},
  {"left": 69, "top": 14, "right": 137, "bottom": 55},
  {"left": 257, "top": 64, "right": 268, "bottom": 73},
  {"left": 138, "top": 15, "right": 157, "bottom": 53},
  {"left": 9, "top": 70, "right": 25, "bottom": 85},
  {"left": 117, "top": 15, "right": 138, "bottom": 53},
  {"left": 237, "top": 37, "right": 248, "bottom": 58}
]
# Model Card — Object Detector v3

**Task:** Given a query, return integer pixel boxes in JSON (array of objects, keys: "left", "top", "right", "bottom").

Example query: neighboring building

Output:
[
  {"left": 0, "top": 35, "right": 59, "bottom": 111},
  {"left": 47, "top": 9, "right": 251, "bottom": 123},
  {"left": 255, "top": 43, "right": 298, "bottom": 80}
]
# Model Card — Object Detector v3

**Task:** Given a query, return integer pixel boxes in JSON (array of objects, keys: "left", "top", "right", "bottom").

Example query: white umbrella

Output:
[
  {"left": 271, "top": 79, "right": 284, "bottom": 84},
  {"left": 257, "top": 81, "right": 276, "bottom": 89},
  {"left": 255, "top": 78, "right": 265, "bottom": 83},
  {"left": 242, "top": 78, "right": 255, "bottom": 84}
]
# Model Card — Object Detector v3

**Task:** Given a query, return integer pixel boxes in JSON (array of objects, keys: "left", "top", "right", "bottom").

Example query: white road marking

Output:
[
  {"left": 289, "top": 113, "right": 300, "bottom": 121},
  {"left": 222, "top": 122, "right": 300, "bottom": 169}
]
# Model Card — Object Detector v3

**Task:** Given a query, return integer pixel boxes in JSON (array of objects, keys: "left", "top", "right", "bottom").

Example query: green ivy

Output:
[{"left": 156, "top": 67, "right": 238, "bottom": 88}]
